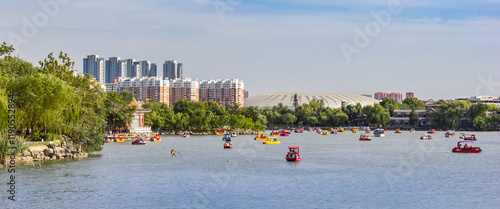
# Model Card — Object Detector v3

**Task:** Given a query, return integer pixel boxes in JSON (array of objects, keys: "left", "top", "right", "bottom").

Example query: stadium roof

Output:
[{"left": 245, "top": 93, "right": 379, "bottom": 109}]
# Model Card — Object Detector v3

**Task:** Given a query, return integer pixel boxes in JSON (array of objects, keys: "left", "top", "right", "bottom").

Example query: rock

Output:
[
  {"left": 43, "top": 148, "right": 54, "bottom": 157},
  {"left": 20, "top": 156, "right": 33, "bottom": 162}
]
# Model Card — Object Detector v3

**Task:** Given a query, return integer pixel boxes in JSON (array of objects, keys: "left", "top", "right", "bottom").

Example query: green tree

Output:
[
  {"left": 380, "top": 98, "right": 399, "bottom": 116},
  {"left": 282, "top": 113, "right": 297, "bottom": 126},
  {"left": 409, "top": 109, "right": 419, "bottom": 126},
  {"left": 402, "top": 97, "right": 425, "bottom": 110},
  {"left": 104, "top": 91, "right": 136, "bottom": 128},
  {"left": 472, "top": 115, "right": 487, "bottom": 131},
  {"left": 362, "top": 104, "right": 390, "bottom": 127}
]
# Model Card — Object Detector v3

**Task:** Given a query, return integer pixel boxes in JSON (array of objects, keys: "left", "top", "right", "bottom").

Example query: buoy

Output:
[
  {"left": 227, "top": 160, "right": 230, "bottom": 162},
  {"left": 247, "top": 161, "right": 250, "bottom": 163}
]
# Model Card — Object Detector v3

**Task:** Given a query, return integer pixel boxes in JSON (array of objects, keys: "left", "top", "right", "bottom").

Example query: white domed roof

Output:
[{"left": 245, "top": 93, "right": 378, "bottom": 109}]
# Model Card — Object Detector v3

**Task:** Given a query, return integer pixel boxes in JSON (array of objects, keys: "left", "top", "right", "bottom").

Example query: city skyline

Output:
[{"left": 1, "top": 1, "right": 499, "bottom": 100}]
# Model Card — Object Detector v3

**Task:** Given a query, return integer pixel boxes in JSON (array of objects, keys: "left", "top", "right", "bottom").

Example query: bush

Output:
[
  {"left": 29, "top": 133, "right": 59, "bottom": 141},
  {"left": 0, "top": 132, "right": 29, "bottom": 165}
]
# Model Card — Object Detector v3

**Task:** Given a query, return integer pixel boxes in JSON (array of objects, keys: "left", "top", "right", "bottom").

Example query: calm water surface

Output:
[{"left": 3, "top": 131, "right": 500, "bottom": 208}]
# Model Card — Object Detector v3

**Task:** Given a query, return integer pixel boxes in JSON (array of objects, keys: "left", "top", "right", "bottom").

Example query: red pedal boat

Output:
[
  {"left": 463, "top": 134, "right": 477, "bottom": 141},
  {"left": 280, "top": 129, "right": 290, "bottom": 136},
  {"left": 286, "top": 146, "right": 301, "bottom": 162},
  {"left": 452, "top": 141, "right": 481, "bottom": 153},
  {"left": 427, "top": 129, "right": 436, "bottom": 134},
  {"left": 132, "top": 138, "right": 147, "bottom": 145}
]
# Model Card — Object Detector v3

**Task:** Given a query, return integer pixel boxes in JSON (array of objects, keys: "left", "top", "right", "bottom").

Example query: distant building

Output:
[
  {"left": 138, "top": 61, "right": 151, "bottom": 78},
  {"left": 424, "top": 99, "right": 449, "bottom": 111},
  {"left": 244, "top": 90, "right": 249, "bottom": 99},
  {"left": 374, "top": 92, "right": 403, "bottom": 102},
  {"left": 456, "top": 96, "right": 500, "bottom": 107},
  {"left": 361, "top": 94, "right": 372, "bottom": 98},
  {"left": 128, "top": 99, "right": 152, "bottom": 134},
  {"left": 83, "top": 54, "right": 106, "bottom": 83},
  {"left": 245, "top": 93, "right": 379, "bottom": 109},
  {"left": 389, "top": 92, "right": 403, "bottom": 101},
  {"left": 374, "top": 92, "right": 387, "bottom": 100},
  {"left": 406, "top": 92, "right": 415, "bottom": 98},
  {"left": 170, "top": 78, "right": 199, "bottom": 103},
  {"left": 199, "top": 79, "right": 244, "bottom": 107},
  {"left": 105, "top": 57, "right": 124, "bottom": 83},
  {"left": 163, "top": 60, "right": 183, "bottom": 80},
  {"left": 388, "top": 109, "right": 436, "bottom": 127},
  {"left": 150, "top": 63, "right": 157, "bottom": 77},
  {"left": 124, "top": 59, "right": 135, "bottom": 78},
  {"left": 114, "top": 77, "right": 170, "bottom": 105}
]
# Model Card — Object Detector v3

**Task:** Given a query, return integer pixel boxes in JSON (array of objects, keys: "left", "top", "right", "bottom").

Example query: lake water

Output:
[{"left": 3, "top": 131, "right": 500, "bottom": 208}]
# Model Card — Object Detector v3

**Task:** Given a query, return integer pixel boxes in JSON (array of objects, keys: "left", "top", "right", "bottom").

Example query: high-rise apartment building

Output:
[
  {"left": 374, "top": 92, "right": 404, "bottom": 101},
  {"left": 138, "top": 61, "right": 151, "bottom": 78},
  {"left": 109, "top": 77, "right": 245, "bottom": 106},
  {"left": 83, "top": 54, "right": 106, "bottom": 83},
  {"left": 132, "top": 62, "right": 142, "bottom": 78},
  {"left": 163, "top": 60, "right": 183, "bottom": 80},
  {"left": 374, "top": 92, "right": 387, "bottom": 100},
  {"left": 124, "top": 59, "right": 135, "bottom": 78},
  {"left": 114, "top": 77, "right": 170, "bottom": 105},
  {"left": 406, "top": 92, "right": 415, "bottom": 98},
  {"left": 150, "top": 63, "right": 157, "bottom": 77},
  {"left": 170, "top": 78, "right": 199, "bottom": 102},
  {"left": 105, "top": 57, "right": 123, "bottom": 83},
  {"left": 199, "top": 79, "right": 244, "bottom": 106},
  {"left": 389, "top": 92, "right": 403, "bottom": 101}
]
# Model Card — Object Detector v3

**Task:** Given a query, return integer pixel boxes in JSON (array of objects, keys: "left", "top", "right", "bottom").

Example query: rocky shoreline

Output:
[{"left": 1, "top": 141, "right": 89, "bottom": 168}]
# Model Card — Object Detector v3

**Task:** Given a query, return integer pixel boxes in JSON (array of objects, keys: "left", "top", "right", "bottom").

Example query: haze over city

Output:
[{"left": 1, "top": 0, "right": 499, "bottom": 100}]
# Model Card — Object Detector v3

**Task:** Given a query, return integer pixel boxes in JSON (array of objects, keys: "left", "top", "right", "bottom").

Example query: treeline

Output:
[
  {"left": 143, "top": 100, "right": 267, "bottom": 132},
  {"left": 262, "top": 96, "right": 499, "bottom": 131},
  {"left": 433, "top": 101, "right": 500, "bottom": 131},
  {"left": 262, "top": 99, "right": 391, "bottom": 128},
  {"left": 0, "top": 42, "right": 135, "bottom": 153}
]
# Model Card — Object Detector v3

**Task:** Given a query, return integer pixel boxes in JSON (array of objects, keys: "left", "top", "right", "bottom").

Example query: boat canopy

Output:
[
  {"left": 458, "top": 141, "right": 473, "bottom": 144},
  {"left": 288, "top": 146, "right": 299, "bottom": 149}
]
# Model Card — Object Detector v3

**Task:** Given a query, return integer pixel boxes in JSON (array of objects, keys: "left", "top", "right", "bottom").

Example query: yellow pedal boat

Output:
[{"left": 262, "top": 136, "right": 280, "bottom": 144}]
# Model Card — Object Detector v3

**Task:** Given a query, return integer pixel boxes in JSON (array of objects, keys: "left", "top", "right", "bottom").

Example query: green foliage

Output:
[
  {"left": 472, "top": 115, "right": 487, "bottom": 131},
  {"left": 30, "top": 133, "right": 59, "bottom": 141},
  {"left": 0, "top": 45, "right": 108, "bottom": 153},
  {"left": 433, "top": 101, "right": 471, "bottom": 129},
  {"left": 0, "top": 132, "right": 29, "bottom": 164},
  {"left": 380, "top": 98, "right": 399, "bottom": 116},
  {"left": 409, "top": 109, "right": 419, "bottom": 126},
  {"left": 362, "top": 104, "right": 390, "bottom": 127},
  {"left": 144, "top": 99, "right": 265, "bottom": 132},
  {"left": 104, "top": 91, "right": 136, "bottom": 128},
  {"left": 0, "top": 42, "right": 14, "bottom": 56},
  {"left": 402, "top": 97, "right": 425, "bottom": 110}
]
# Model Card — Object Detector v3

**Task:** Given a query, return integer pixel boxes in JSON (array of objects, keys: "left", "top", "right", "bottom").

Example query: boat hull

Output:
[
  {"left": 452, "top": 147, "right": 481, "bottom": 153},
  {"left": 286, "top": 155, "right": 301, "bottom": 162},
  {"left": 263, "top": 141, "right": 280, "bottom": 144},
  {"left": 132, "top": 142, "right": 147, "bottom": 145}
]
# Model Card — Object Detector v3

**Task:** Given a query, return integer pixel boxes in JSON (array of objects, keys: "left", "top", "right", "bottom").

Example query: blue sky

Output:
[{"left": 1, "top": 0, "right": 500, "bottom": 100}]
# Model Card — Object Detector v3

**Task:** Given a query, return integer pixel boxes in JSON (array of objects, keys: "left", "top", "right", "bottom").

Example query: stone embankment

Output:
[{"left": 12, "top": 141, "right": 88, "bottom": 166}]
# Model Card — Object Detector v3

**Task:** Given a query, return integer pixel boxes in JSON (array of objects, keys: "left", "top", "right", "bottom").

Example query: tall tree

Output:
[{"left": 409, "top": 109, "right": 419, "bottom": 127}]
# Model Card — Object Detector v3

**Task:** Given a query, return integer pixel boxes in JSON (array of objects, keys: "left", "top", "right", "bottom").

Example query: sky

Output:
[{"left": 1, "top": 0, "right": 499, "bottom": 100}]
